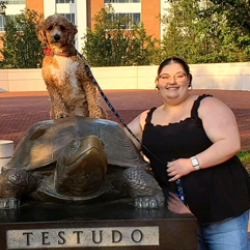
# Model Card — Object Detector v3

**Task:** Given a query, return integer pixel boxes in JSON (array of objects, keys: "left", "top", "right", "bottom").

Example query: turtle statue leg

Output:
[
  {"left": 0, "top": 169, "right": 39, "bottom": 209},
  {"left": 111, "top": 166, "right": 165, "bottom": 208}
]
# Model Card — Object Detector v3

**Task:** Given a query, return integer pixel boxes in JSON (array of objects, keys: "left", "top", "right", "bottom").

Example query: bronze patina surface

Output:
[{"left": 0, "top": 116, "right": 164, "bottom": 209}]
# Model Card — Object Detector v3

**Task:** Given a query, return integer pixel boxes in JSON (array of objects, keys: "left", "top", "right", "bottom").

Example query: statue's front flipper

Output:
[
  {"left": 111, "top": 166, "right": 165, "bottom": 208},
  {"left": 134, "top": 193, "right": 165, "bottom": 208},
  {"left": 0, "top": 169, "right": 38, "bottom": 209}
]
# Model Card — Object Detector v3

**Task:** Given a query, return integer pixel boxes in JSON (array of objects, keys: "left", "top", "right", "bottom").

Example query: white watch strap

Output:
[{"left": 191, "top": 156, "right": 200, "bottom": 171}]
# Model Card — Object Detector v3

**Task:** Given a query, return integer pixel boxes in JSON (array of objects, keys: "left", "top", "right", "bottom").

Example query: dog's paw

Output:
[
  {"left": 89, "top": 113, "right": 102, "bottom": 119},
  {"left": 101, "top": 111, "right": 108, "bottom": 119},
  {"left": 89, "top": 109, "right": 107, "bottom": 119},
  {"left": 55, "top": 113, "right": 69, "bottom": 119}
]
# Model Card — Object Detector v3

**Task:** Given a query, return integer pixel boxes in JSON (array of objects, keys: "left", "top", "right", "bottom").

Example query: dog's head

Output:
[{"left": 36, "top": 14, "right": 78, "bottom": 49}]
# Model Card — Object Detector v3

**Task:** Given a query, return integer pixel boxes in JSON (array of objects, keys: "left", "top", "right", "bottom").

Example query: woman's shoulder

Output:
[
  {"left": 138, "top": 107, "right": 160, "bottom": 129},
  {"left": 198, "top": 94, "right": 225, "bottom": 108},
  {"left": 192, "top": 93, "right": 213, "bottom": 103},
  {"left": 140, "top": 107, "right": 160, "bottom": 118},
  {"left": 139, "top": 109, "right": 154, "bottom": 123},
  {"left": 197, "top": 94, "right": 233, "bottom": 117},
  {"left": 128, "top": 109, "right": 151, "bottom": 129}
]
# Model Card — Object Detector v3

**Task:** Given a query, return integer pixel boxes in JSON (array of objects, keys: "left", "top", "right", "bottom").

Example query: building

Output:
[{"left": 0, "top": 0, "right": 169, "bottom": 51}]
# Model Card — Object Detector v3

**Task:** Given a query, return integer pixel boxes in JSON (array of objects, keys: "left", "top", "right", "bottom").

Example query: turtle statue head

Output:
[{"left": 55, "top": 136, "right": 108, "bottom": 197}]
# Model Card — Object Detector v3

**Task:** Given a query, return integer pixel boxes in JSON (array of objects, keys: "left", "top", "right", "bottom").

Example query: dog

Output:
[{"left": 36, "top": 14, "right": 107, "bottom": 120}]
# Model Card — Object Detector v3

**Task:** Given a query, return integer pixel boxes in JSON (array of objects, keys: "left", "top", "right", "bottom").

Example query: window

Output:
[
  {"left": 111, "top": 13, "right": 141, "bottom": 29},
  {"left": 0, "top": 15, "right": 19, "bottom": 31},
  {"left": 4, "top": 0, "right": 25, "bottom": 4},
  {"left": 0, "top": 16, "right": 6, "bottom": 31},
  {"left": 60, "top": 13, "right": 75, "bottom": 24},
  {"left": 105, "top": 0, "right": 140, "bottom": 3},
  {"left": 199, "top": 0, "right": 210, "bottom": 10},
  {"left": 56, "top": 0, "right": 75, "bottom": 3}
]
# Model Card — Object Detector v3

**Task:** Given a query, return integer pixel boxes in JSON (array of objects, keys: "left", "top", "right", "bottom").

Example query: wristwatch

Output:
[{"left": 191, "top": 156, "right": 200, "bottom": 171}]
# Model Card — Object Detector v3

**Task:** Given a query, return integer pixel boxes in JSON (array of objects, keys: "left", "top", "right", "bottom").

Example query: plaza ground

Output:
[{"left": 1, "top": 89, "right": 250, "bottom": 149}]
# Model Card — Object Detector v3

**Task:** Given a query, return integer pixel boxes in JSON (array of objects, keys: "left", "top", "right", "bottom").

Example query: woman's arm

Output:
[
  {"left": 124, "top": 110, "right": 149, "bottom": 150},
  {"left": 194, "top": 97, "right": 241, "bottom": 167},
  {"left": 167, "top": 97, "right": 241, "bottom": 181}
]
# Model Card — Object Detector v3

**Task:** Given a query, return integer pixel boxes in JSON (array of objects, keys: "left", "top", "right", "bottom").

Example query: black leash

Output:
[
  {"left": 79, "top": 53, "right": 178, "bottom": 196},
  {"left": 77, "top": 52, "right": 166, "bottom": 168}
]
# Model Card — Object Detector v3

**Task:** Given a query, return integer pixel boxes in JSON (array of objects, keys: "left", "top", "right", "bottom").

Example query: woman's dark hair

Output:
[{"left": 157, "top": 57, "right": 193, "bottom": 86}]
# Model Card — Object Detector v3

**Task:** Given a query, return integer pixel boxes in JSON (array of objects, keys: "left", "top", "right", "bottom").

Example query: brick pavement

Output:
[{"left": 0, "top": 89, "right": 250, "bottom": 149}]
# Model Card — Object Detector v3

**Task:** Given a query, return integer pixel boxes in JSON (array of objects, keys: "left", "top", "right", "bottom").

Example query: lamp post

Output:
[{"left": 0, "top": 1, "right": 6, "bottom": 16}]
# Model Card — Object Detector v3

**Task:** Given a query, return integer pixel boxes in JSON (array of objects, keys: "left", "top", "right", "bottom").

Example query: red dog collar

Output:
[{"left": 44, "top": 47, "right": 70, "bottom": 57}]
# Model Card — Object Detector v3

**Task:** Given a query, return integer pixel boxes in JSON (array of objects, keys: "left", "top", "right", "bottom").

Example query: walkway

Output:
[{"left": 0, "top": 89, "right": 250, "bottom": 149}]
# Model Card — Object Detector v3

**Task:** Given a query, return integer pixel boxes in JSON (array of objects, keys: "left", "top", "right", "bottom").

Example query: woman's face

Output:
[{"left": 156, "top": 62, "right": 190, "bottom": 102}]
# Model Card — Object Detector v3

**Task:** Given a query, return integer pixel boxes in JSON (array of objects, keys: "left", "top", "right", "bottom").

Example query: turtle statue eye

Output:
[{"left": 70, "top": 139, "right": 80, "bottom": 149}]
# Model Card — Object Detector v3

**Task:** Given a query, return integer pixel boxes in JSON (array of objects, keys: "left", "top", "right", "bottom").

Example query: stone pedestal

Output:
[
  {"left": 0, "top": 140, "right": 14, "bottom": 173},
  {"left": 0, "top": 199, "right": 197, "bottom": 250}
]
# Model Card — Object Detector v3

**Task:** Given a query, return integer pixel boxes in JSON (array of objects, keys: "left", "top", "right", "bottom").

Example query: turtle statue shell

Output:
[
  {"left": 0, "top": 116, "right": 165, "bottom": 209},
  {"left": 5, "top": 116, "right": 148, "bottom": 171}
]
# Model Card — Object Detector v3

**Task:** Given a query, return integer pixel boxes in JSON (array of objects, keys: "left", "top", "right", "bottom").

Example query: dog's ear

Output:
[
  {"left": 73, "top": 23, "right": 78, "bottom": 35},
  {"left": 67, "top": 23, "right": 78, "bottom": 44},
  {"left": 36, "top": 22, "right": 48, "bottom": 44}
]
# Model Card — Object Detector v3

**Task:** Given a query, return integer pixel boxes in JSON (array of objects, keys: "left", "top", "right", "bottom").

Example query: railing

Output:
[
  {"left": 4, "top": 0, "right": 25, "bottom": 4},
  {"left": 105, "top": 0, "right": 140, "bottom": 3},
  {"left": 56, "top": 0, "right": 74, "bottom": 3},
  {"left": 0, "top": 63, "right": 250, "bottom": 92}
]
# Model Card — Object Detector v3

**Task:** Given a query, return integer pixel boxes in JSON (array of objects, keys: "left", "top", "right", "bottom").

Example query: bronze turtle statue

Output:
[{"left": 0, "top": 116, "right": 164, "bottom": 209}]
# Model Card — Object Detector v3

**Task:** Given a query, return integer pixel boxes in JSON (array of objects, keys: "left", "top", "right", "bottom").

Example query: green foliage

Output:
[
  {"left": 237, "top": 150, "right": 250, "bottom": 164},
  {"left": 0, "top": 9, "right": 43, "bottom": 68},
  {"left": 81, "top": 0, "right": 250, "bottom": 66},
  {"left": 126, "top": 23, "right": 161, "bottom": 66},
  {"left": 161, "top": 0, "right": 250, "bottom": 63},
  {"left": 83, "top": 4, "right": 160, "bottom": 66}
]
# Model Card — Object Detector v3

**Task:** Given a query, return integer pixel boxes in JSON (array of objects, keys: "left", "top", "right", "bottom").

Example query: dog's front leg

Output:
[
  {"left": 46, "top": 84, "right": 69, "bottom": 120},
  {"left": 84, "top": 81, "right": 108, "bottom": 119}
]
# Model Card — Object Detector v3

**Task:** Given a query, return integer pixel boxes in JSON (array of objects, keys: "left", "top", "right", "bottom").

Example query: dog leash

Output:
[
  {"left": 77, "top": 52, "right": 167, "bottom": 167},
  {"left": 78, "top": 52, "right": 179, "bottom": 195}
]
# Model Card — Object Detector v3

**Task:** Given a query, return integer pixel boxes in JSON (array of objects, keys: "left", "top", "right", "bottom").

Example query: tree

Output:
[
  {"left": 161, "top": 0, "right": 250, "bottom": 63},
  {"left": 207, "top": 0, "right": 250, "bottom": 61},
  {"left": 127, "top": 23, "right": 161, "bottom": 65},
  {"left": 0, "top": 1, "right": 6, "bottom": 16},
  {"left": 0, "top": 9, "right": 43, "bottom": 68},
  {"left": 161, "top": 0, "right": 210, "bottom": 63},
  {"left": 83, "top": 4, "right": 160, "bottom": 66}
]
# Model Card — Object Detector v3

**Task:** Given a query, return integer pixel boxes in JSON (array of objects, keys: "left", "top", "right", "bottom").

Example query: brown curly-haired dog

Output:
[{"left": 36, "top": 14, "right": 107, "bottom": 120}]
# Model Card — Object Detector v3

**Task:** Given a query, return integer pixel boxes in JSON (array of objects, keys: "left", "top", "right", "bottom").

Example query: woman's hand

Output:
[
  {"left": 167, "top": 158, "right": 194, "bottom": 182},
  {"left": 167, "top": 192, "right": 192, "bottom": 214}
]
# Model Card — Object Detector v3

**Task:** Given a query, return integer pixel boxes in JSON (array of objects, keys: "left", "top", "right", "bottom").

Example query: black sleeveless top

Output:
[{"left": 142, "top": 94, "right": 250, "bottom": 224}]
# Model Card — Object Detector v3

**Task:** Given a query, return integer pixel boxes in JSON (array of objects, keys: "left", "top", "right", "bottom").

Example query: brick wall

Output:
[{"left": 141, "top": 0, "right": 160, "bottom": 40}]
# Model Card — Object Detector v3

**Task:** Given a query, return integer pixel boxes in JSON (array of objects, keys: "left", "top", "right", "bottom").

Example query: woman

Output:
[{"left": 127, "top": 57, "right": 250, "bottom": 250}]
